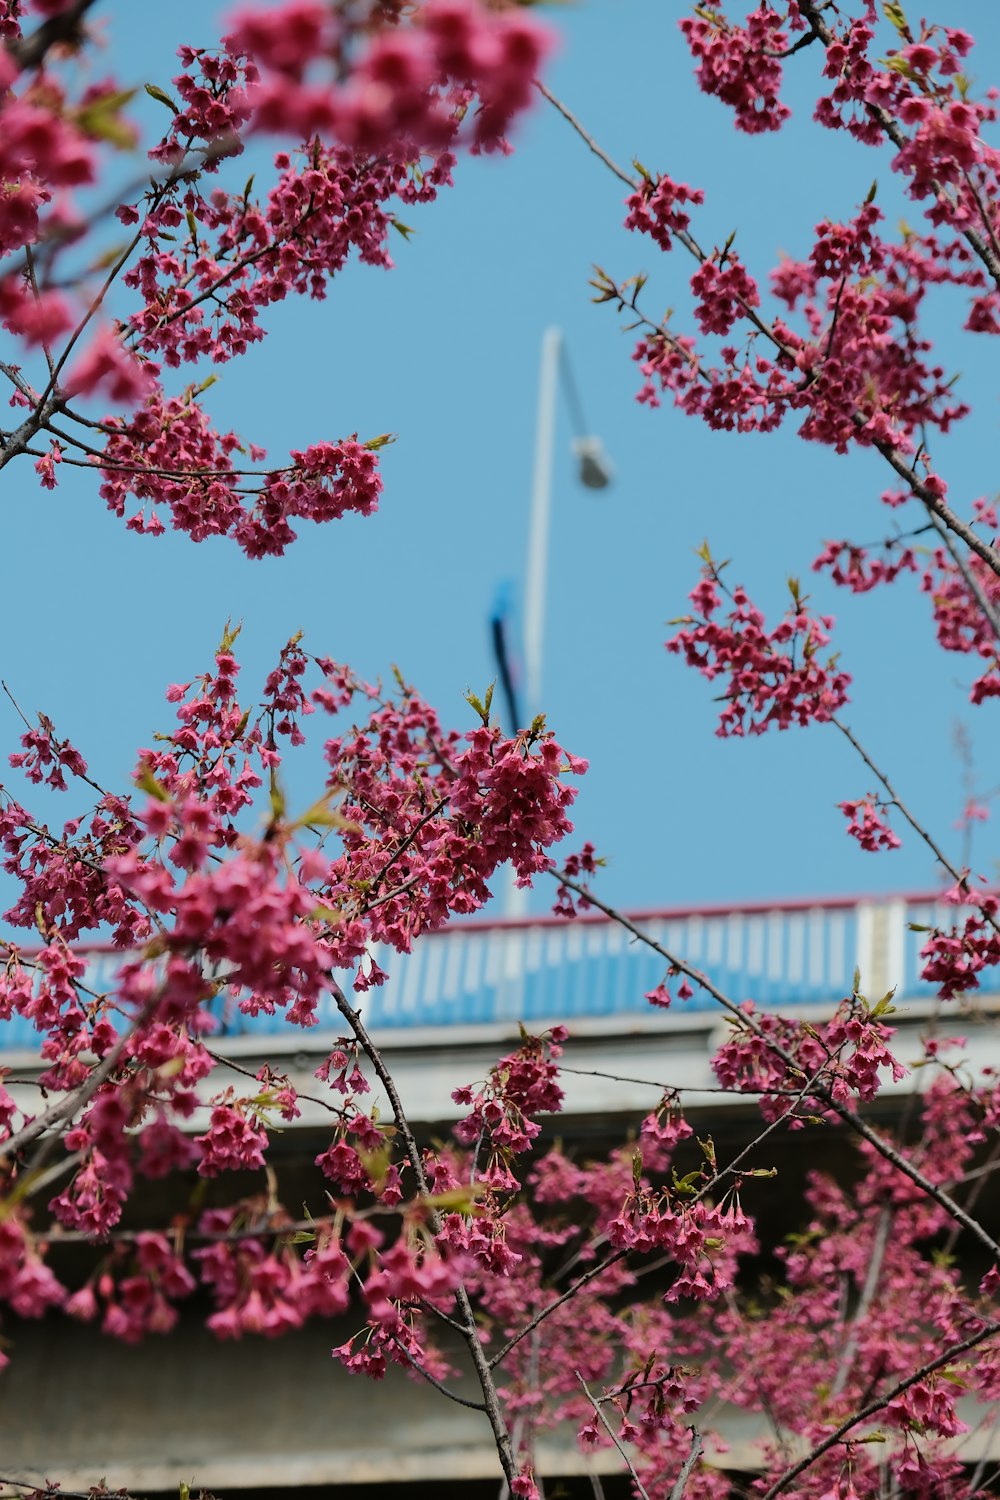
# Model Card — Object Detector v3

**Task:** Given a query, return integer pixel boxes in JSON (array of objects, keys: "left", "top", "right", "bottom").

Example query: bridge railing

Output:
[{"left": 0, "top": 892, "right": 987, "bottom": 1051}]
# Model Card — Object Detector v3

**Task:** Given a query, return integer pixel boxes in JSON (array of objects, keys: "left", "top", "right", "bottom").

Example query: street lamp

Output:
[
  {"left": 498, "top": 329, "right": 611, "bottom": 917},
  {"left": 523, "top": 326, "right": 612, "bottom": 718}
]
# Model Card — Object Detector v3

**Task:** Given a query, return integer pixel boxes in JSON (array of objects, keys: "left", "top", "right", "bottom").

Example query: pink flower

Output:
[{"left": 64, "top": 326, "right": 155, "bottom": 406}]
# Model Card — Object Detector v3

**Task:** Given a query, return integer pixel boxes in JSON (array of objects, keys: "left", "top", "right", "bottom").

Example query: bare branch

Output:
[
  {"left": 330, "top": 979, "right": 520, "bottom": 1488},
  {"left": 576, "top": 1372, "right": 653, "bottom": 1500},
  {"left": 830, "top": 1204, "right": 892, "bottom": 1399},
  {"left": 760, "top": 1319, "right": 1000, "bottom": 1499},
  {"left": 7, "top": 0, "right": 98, "bottom": 72},
  {"left": 669, "top": 1427, "right": 704, "bottom": 1500},
  {"left": 554, "top": 874, "right": 1000, "bottom": 1262}
]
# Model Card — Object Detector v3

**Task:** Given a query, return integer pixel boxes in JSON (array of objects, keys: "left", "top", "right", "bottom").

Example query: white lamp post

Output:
[
  {"left": 522, "top": 327, "right": 612, "bottom": 718},
  {"left": 505, "top": 329, "right": 611, "bottom": 917}
]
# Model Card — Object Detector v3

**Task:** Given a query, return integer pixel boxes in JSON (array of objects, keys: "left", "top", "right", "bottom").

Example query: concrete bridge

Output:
[{"left": 0, "top": 894, "right": 994, "bottom": 1496}]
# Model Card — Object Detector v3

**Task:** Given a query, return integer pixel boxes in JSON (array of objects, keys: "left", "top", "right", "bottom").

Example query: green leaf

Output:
[
  {"left": 423, "top": 1183, "right": 485, "bottom": 1213},
  {"left": 465, "top": 684, "right": 497, "bottom": 727},
  {"left": 364, "top": 432, "right": 396, "bottom": 451},
  {"left": 390, "top": 217, "right": 415, "bottom": 241},
  {"left": 75, "top": 88, "right": 138, "bottom": 148},
  {"left": 871, "top": 989, "right": 897, "bottom": 1017},
  {"left": 671, "top": 1169, "right": 702, "bottom": 1195},
  {"left": 294, "top": 794, "right": 360, "bottom": 834},
  {"left": 309, "top": 904, "right": 341, "bottom": 925},
  {"left": 146, "top": 82, "right": 180, "bottom": 114},
  {"left": 88, "top": 241, "right": 133, "bottom": 272},
  {"left": 217, "top": 617, "right": 243, "bottom": 654},
  {"left": 135, "top": 761, "right": 170, "bottom": 802},
  {"left": 882, "top": 1, "right": 909, "bottom": 35}
]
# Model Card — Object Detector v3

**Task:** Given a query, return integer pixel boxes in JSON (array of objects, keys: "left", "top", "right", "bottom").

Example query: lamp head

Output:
[{"left": 573, "top": 436, "right": 613, "bottom": 490}]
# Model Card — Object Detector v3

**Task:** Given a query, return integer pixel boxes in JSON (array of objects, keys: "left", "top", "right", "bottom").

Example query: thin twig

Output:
[
  {"left": 541, "top": 75, "right": 1000, "bottom": 582},
  {"left": 669, "top": 1426, "right": 704, "bottom": 1500},
  {"left": 577, "top": 1372, "right": 653, "bottom": 1500},
  {"left": 557, "top": 1063, "right": 793, "bottom": 1097},
  {"left": 831, "top": 716, "right": 1000, "bottom": 937},
  {"left": 760, "top": 1319, "right": 1000, "bottom": 1499},
  {"left": 535, "top": 81, "right": 637, "bottom": 190},
  {"left": 330, "top": 978, "right": 519, "bottom": 1488},
  {"left": 201, "top": 1045, "right": 342, "bottom": 1117},
  {"left": 554, "top": 875, "right": 1000, "bottom": 1262},
  {"left": 924, "top": 505, "right": 1000, "bottom": 642},
  {"left": 830, "top": 1204, "right": 892, "bottom": 1399},
  {"left": 7, "top": 0, "right": 98, "bottom": 70},
  {"left": 489, "top": 1250, "right": 626, "bottom": 1371}
]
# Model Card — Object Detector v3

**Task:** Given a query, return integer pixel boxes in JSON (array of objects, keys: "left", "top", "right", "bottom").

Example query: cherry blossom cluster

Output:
[
  {"left": 838, "top": 794, "right": 901, "bottom": 853},
  {"left": 668, "top": 566, "right": 851, "bottom": 735},
  {"left": 3, "top": 6, "right": 1000, "bottom": 1499},
  {"left": 624, "top": 185, "right": 972, "bottom": 454},
  {"left": 606, "top": 1184, "right": 756, "bottom": 1303},
  {"left": 611, "top": 5, "right": 1000, "bottom": 787},
  {"left": 123, "top": 131, "right": 457, "bottom": 370},
  {"left": 0, "top": 0, "right": 548, "bottom": 556},
  {"left": 0, "top": 630, "right": 587, "bottom": 1347},
  {"left": 918, "top": 891, "right": 1000, "bottom": 1000},
  {"left": 452, "top": 1026, "right": 568, "bottom": 1183},
  {"left": 8, "top": 709, "right": 89, "bottom": 791},
  {"left": 97, "top": 402, "right": 383, "bottom": 552},
  {"left": 623, "top": 170, "right": 704, "bottom": 253},
  {"left": 679, "top": 3, "right": 795, "bottom": 135},
  {"left": 710, "top": 992, "right": 907, "bottom": 1123},
  {"left": 226, "top": 0, "right": 553, "bottom": 155},
  {"left": 813, "top": 536, "right": 919, "bottom": 594},
  {"left": 321, "top": 692, "right": 586, "bottom": 964}
]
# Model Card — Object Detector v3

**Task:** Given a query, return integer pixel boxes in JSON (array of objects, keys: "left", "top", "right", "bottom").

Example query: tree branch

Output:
[
  {"left": 577, "top": 1372, "right": 653, "bottom": 1500},
  {"left": 554, "top": 875, "right": 1000, "bottom": 1262},
  {"left": 669, "top": 1427, "right": 704, "bottom": 1500},
  {"left": 329, "top": 978, "right": 520, "bottom": 1488},
  {"left": 760, "top": 1318, "right": 1000, "bottom": 1499},
  {"left": 7, "top": 0, "right": 98, "bottom": 72}
]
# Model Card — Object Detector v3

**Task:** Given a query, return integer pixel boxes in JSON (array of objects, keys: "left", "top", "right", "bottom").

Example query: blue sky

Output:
[{"left": 2, "top": 1, "right": 999, "bottom": 918}]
